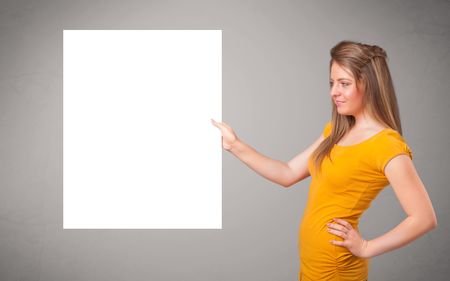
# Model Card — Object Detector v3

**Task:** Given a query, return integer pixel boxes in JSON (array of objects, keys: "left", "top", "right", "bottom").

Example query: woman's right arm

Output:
[
  {"left": 228, "top": 139, "right": 294, "bottom": 187},
  {"left": 212, "top": 119, "right": 324, "bottom": 188}
]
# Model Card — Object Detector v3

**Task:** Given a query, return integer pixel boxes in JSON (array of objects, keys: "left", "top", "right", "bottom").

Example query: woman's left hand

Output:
[{"left": 327, "top": 218, "right": 370, "bottom": 258}]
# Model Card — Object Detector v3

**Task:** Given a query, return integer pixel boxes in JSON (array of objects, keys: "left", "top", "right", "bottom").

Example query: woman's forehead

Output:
[{"left": 330, "top": 63, "right": 354, "bottom": 80}]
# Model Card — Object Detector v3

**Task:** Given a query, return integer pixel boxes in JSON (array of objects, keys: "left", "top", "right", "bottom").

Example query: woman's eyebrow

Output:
[{"left": 329, "top": 78, "right": 352, "bottom": 81}]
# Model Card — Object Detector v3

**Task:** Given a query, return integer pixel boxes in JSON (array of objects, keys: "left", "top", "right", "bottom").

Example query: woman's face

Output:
[{"left": 329, "top": 62, "right": 364, "bottom": 116}]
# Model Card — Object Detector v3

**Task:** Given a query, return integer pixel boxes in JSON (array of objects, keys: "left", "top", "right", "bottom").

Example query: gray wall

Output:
[{"left": 1, "top": 0, "right": 448, "bottom": 280}]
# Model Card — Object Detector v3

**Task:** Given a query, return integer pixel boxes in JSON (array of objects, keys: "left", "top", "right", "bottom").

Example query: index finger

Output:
[{"left": 333, "top": 218, "right": 353, "bottom": 230}]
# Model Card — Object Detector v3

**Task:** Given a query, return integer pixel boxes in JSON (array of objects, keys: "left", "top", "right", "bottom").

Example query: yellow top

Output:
[{"left": 298, "top": 121, "right": 413, "bottom": 281}]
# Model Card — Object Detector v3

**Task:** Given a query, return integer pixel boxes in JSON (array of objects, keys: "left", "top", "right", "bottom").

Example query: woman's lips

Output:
[{"left": 335, "top": 101, "right": 345, "bottom": 106}]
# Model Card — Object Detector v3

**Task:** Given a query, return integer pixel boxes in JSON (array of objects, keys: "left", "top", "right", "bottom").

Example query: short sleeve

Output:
[
  {"left": 375, "top": 133, "right": 413, "bottom": 174},
  {"left": 322, "top": 121, "right": 332, "bottom": 138}
]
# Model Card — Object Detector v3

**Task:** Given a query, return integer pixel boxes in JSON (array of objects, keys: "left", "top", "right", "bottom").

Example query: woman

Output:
[{"left": 211, "top": 40, "right": 438, "bottom": 281}]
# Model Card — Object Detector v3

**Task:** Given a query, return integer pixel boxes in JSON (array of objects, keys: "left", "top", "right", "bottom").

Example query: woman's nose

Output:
[{"left": 330, "top": 86, "right": 339, "bottom": 98}]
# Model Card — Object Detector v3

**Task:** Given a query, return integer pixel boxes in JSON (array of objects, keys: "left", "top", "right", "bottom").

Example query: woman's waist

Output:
[
  {"left": 299, "top": 226, "right": 336, "bottom": 253},
  {"left": 299, "top": 228, "right": 368, "bottom": 268},
  {"left": 300, "top": 211, "right": 360, "bottom": 232},
  {"left": 299, "top": 216, "right": 361, "bottom": 255}
]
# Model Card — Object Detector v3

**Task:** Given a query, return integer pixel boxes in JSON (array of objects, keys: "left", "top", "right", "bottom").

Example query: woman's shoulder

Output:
[
  {"left": 322, "top": 121, "right": 332, "bottom": 138},
  {"left": 369, "top": 128, "right": 413, "bottom": 172},
  {"left": 349, "top": 128, "right": 414, "bottom": 182},
  {"left": 322, "top": 121, "right": 412, "bottom": 155},
  {"left": 378, "top": 128, "right": 409, "bottom": 146}
]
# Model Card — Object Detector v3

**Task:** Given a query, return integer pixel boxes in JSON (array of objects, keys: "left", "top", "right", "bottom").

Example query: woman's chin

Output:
[{"left": 337, "top": 109, "right": 351, "bottom": 116}]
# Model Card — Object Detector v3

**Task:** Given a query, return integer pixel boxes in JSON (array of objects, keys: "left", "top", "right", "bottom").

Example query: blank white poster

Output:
[{"left": 63, "top": 30, "right": 222, "bottom": 229}]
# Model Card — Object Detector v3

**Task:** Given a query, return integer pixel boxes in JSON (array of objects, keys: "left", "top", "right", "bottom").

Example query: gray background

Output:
[{"left": 0, "top": 0, "right": 448, "bottom": 280}]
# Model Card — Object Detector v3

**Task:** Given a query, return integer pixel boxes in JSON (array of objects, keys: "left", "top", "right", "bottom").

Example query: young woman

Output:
[{"left": 211, "top": 40, "right": 438, "bottom": 281}]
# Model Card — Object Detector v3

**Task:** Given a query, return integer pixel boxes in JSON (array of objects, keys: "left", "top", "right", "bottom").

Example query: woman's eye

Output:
[{"left": 342, "top": 83, "right": 349, "bottom": 87}]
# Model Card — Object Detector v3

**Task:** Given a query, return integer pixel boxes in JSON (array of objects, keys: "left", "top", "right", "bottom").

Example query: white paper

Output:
[{"left": 63, "top": 30, "right": 222, "bottom": 229}]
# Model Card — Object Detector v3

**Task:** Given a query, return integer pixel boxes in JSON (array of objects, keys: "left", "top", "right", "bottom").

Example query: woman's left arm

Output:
[{"left": 364, "top": 154, "right": 438, "bottom": 258}]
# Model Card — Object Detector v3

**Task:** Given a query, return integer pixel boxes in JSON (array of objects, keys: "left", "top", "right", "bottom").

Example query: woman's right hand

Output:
[{"left": 211, "top": 118, "right": 239, "bottom": 151}]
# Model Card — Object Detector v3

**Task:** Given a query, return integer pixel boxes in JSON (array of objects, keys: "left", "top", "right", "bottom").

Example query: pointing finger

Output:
[{"left": 333, "top": 218, "right": 353, "bottom": 230}]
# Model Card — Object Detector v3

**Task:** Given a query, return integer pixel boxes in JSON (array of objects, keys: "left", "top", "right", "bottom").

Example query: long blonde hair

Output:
[{"left": 311, "top": 40, "right": 403, "bottom": 175}]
